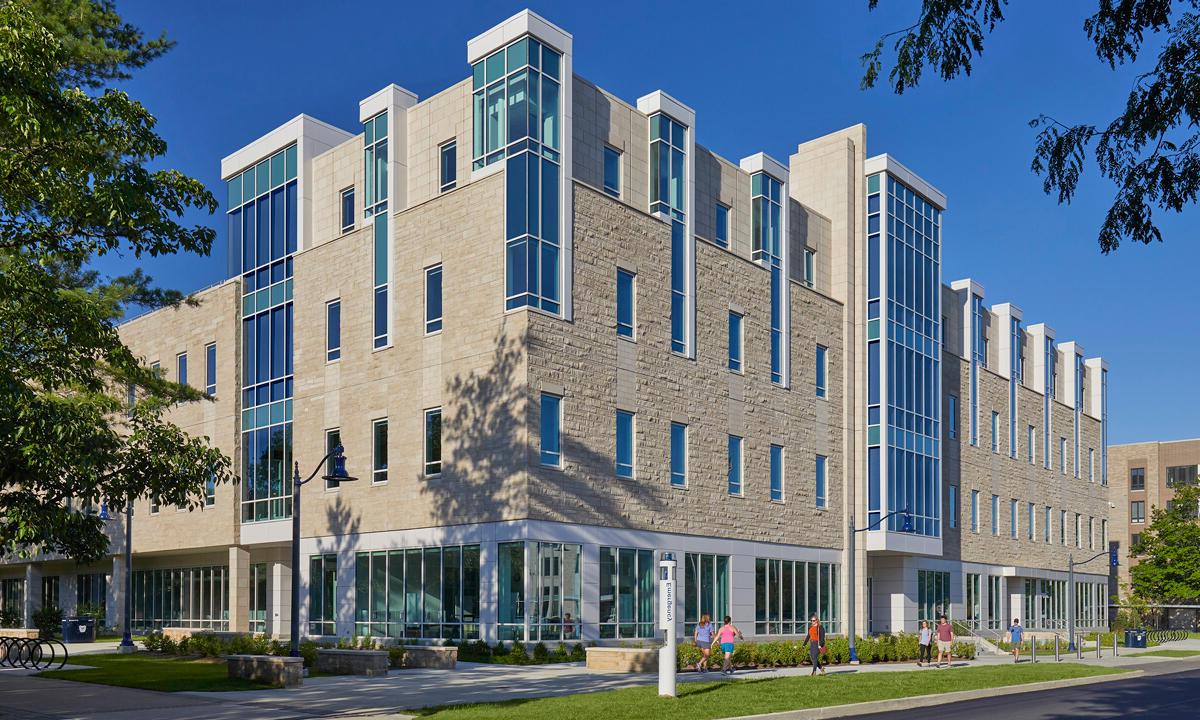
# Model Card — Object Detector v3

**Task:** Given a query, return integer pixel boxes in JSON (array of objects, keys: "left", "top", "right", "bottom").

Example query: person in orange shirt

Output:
[{"left": 801, "top": 615, "right": 827, "bottom": 675}]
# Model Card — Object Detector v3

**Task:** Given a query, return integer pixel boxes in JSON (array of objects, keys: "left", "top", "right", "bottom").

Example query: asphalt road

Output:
[{"left": 855, "top": 660, "right": 1200, "bottom": 719}]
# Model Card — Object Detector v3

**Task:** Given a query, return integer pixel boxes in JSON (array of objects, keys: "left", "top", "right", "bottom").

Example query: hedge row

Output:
[
  {"left": 453, "top": 639, "right": 587, "bottom": 664},
  {"left": 141, "top": 631, "right": 404, "bottom": 668},
  {"left": 677, "top": 634, "right": 976, "bottom": 670}
]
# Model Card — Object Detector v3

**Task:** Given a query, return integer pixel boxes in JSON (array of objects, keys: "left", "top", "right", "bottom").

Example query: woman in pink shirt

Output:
[{"left": 716, "top": 615, "right": 744, "bottom": 675}]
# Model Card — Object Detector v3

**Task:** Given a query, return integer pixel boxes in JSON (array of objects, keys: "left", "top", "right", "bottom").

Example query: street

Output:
[{"left": 855, "top": 660, "right": 1200, "bottom": 719}]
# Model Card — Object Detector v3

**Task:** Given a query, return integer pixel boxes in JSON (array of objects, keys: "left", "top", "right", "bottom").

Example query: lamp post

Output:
[
  {"left": 847, "top": 507, "right": 913, "bottom": 664},
  {"left": 1066, "top": 548, "right": 1116, "bottom": 652},
  {"left": 98, "top": 503, "right": 136, "bottom": 653},
  {"left": 290, "top": 444, "right": 356, "bottom": 657}
]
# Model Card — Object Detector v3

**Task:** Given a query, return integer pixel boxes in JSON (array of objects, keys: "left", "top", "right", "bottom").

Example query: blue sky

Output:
[{"left": 104, "top": 0, "right": 1198, "bottom": 444}]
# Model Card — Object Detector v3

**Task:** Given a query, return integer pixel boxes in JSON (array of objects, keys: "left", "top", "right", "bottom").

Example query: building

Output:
[{"left": 0, "top": 10, "right": 1112, "bottom": 643}]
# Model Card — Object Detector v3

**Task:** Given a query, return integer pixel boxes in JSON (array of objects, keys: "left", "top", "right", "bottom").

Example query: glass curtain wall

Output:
[
  {"left": 754, "top": 559, "right": 841, "bottom": 635},
  {"left": 229, "top": 144, "right": 297, "bottom": 522},
  {"left": 683, "top": 553, "right": 729, "bottom": 635},
  {"left": 354, "top": 545, "right": 481, "bottom": 640},
  {"left": 363, "top": 111, "right": 390, "bottom": 348},
  {"left": 599, "top": 547, "right": 655, "bottom": 638},
  {"left": 249, "top": 563, "right": 267, "bottom": 633},
  {"left": 916, "top": 570, "right": 950, "bottom": 622},
  {"left": 76, "top": 573, "right": 108, "bottom": 623},
  {"left": 130, "top": 567, "right": 229, "bottom": 631},
  {"left": 308, "top": 555, "right": 337, "bottom": 636},
  {"left": 650, "top": 113, "right": 688, "bottom": 354},
  {"left": 965, "top": 573, "right": 981, "bottom": 629},
  {"left": 751, "top": 172, "right": 786, "bottom": 385},
  {"left": 530, "top": 542, "right": 582, "bottom": 641},
  {"left": 0, "top": 579, "right": 24, "bottom": 623},
  {"left": 986, "top": 576, "right": 1003, "bottom": 630}
]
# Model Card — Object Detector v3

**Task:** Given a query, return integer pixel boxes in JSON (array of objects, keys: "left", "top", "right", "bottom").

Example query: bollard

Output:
[
  {"left": 1096, "top": 635, "right": 1102, "bottom": 658},
  {"left": 1031, "top": 637, "right": 1037, "bottom": 663},
  {"left": 1077, "top": 635, "right": 1083, "bottom": 659},
  {"left": 1055, "top": 634, "right": 1061, "bottom": 662},
  {"left": 1113, "top": 633, "right": 1119, "bottom": 657}
]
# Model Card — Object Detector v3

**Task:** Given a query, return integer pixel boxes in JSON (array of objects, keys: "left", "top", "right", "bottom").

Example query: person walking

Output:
[
  {"left": 917, "top": 620, "right": 933, "bottom": 666},
  {"left": 801, "top": 615, "right": 827, "bottom": 675},
  {"left": 1008, "top": 618, "right": 1024, "bottom": 663},
  {"left": 694, "top": 613, "right": 715, "bottom": 672},
  {"left": 935, "top": 615, "right": 954, "bottom": 667},
  {"left": 716, "top": 615, "right": 743, "bottom": 675}
]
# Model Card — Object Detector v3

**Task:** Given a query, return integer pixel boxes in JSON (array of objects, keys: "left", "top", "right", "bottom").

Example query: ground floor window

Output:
[
  {"left": 987, "top": 575, "right": 1003, "bottom": 630},
  {"left": 41, "top": 576, "right": 59, "bottom": 610},
  {"left": 917, "top": 570, "right": 950, "bottom": 623},
  {"left": 498, "top": 542, "right": 525, "bottom": 641},
  {"left": 249, "top": 563, "right": 267, "bottom": 633},
  {"left": 354, "top": 545, "right": 480, "bottom": 640},
  {"left": 530, "top": 542, "right": 582, "bottom": 642},
  {"left": 1022, "top": 578, "right": 1066, "bottom": 630},
  {"left": 309, "top": 555, "right": 336, "bottom": 636},
  {"left": 755, "top": 558, "right": 840, "bottom": 635},
  {"left": 599, "top": 546, "right": 655, "bottom": 639},
  {"left": 965, "top": 573, "right": 981, "bottom": 629},
  {"left": 684, "top": 553, "right": 729, "bottom": 635},
  {"left": 1, "top": 579, "right": 25, "bottom": 626},
  {"left": 131, "top": 566, "right": 228, "bottom": 631},
  {"left": 76, "top": 573, "right": 108, "bottom": 624},
  {"left": 1075, "top": 581, "right": 1106, "bottom": 628}
]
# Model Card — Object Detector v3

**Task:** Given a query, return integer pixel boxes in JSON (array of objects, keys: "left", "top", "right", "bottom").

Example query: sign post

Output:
[{"left": 659, "top": 552, "right": 677, "bottom": 697}]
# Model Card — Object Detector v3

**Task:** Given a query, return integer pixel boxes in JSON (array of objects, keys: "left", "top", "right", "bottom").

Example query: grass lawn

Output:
[
  {"left": 37, "top": 652, "right": 277, "bottom": 692},
  {"left": 410, "top": 664, "right": 1130, "bottom": 719},
  {"left": 1129, "top": 649, "right": 1200, "bottom": 658}
]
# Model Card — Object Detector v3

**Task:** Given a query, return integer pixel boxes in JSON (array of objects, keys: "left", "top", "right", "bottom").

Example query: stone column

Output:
[
  {"left": 228, "top": 546, "right": 250, "bottom": 633},
  {"left": 270, "top": 557, "right": 291, "bottom": 640},
  {"left": 23, "top": 564, "right": 41, "bottom": 628},
  {"left": 107, "top": 557, "right": 123, "bottom": 632},
  {"left": 579, "top": 544, "right": 599, "bottom": 643}
]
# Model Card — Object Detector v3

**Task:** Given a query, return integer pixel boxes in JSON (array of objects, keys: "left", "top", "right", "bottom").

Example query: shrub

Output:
[
  {"left": 457, "top": 639, "right": 492, "bottom": 663},
  {"left": 141, "top": 630, "right": 163, "bottom": 652},
  {"left": 503, "top": 642, "right": 531, "bottom": 665},
  {"left": 297, "top": 639, "right": 319, "bottom": 668},
  {"left": 553, "top": 643, "right": 570, "bottom": 662},
  {"left": 32, "top": 606, "right": 63, "bottom": 638},
  {"left": 531, "top": 642, "right": 550, "bottom": 663},
  {"left": 387, "top": 645, "right": 406, "bottom": 668},
  {"left": 159, "top": 636, "right": 177, "bottom": 654},
  {"left": 492, "top": 641, "right": 508, "bottom": 658},
  {"left": 570, "top": 642, "right": 586, "bottom": 661}
]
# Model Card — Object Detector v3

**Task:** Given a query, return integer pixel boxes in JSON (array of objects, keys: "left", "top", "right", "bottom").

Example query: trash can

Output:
[
  {"left": 1124, "top": 629, "right": 1147, "bottom": 649},
  {"left": 61, "top": 617, "right": 96, "bottom": 643}
]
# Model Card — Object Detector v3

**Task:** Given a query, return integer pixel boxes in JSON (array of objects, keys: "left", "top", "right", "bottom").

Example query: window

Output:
[
  {"left": 1027, "top": 425, "right": 1035, "bottom": 463},
  {"left": 917, "top": 570, "right": 951, "bottom": 622},
  {"left": 1167, "top": 465, "right": 1199, "bottom": 487},
  {"left": 599, "top": 546, "right": 655, "bottom": 638},
  {"left": 1027, "top": 502, "right": 1034, "bottom": 540},
  {"left": 616, "top": 269, "right": 635, "bottom": 339},
  {"left": 1010, "top": 498, "right": 1018, "bottom": 539},
  {"left": 1060, "top": 437, "right": 1067, "bottom": 474},
  {"left": 949, "top": 485, "right": 958, "bottom": 529},
  {"left": 204, "top": 343, "right": 217, "bottom": 395},
  {"left": 727, "top": 435, "right": 743, "bottom": 495},
  {"left": 965, "top": 573, "right": 981, "bottom": 629},
  {"left": 205, "top": 474, "right": 216, "bottom": 506},
  {"left": 1130, "top": 501, "right": 1145, "bottom": 523},
  {"left": 1131, "top": 532, "right": 1141, "bottom": 549},
  {"left": 684, "top": 553, "right": 730, "bottom": 635},
  {"left": 176, "top": 352, "right": 188, "bottom": 386},
  {"left": 948, "top": 395, "right": 958, "bottom": 439},
  {"left": 752, "top": 172, "right": 786, "bottom": 385},
  {"left": 355, "top": 544, "right": 482, "bottom": 640},
  {"left": 424, "top": 408, "right": 442, "bottom": 476},
  {"left": 439, "top": 140, "right": 456, "bottom": 192},
  {"left": 991, "top": 495, "right": 999, "bottom": 536},
  {"left": 728, "top": 311, "right": 743, "bottom": 372},
  {"left": 815, "top": 345, "right": 828, "bottom": 398},
  {"left": 769, "top": 445, "right": 785, "bottom": 502},
  {"left": 970, "top": 489, "right": 979, "bottom": 533},
  {"left": 803, "top": 247, "right": 815, "bottom": 288},
  {"left": 1088, "top": 517, "right": 1095, "bottom": 550},
  {"left": 755, "top": 558, "right": 841, "bottom": 635},
  {"left": 150, "top": 496, "right": 160, "bottom": 514},
  {"left": 714, "top": 204, "right": 729, "bottom": 248},
  {"left": 425, "top": 265, "right": 443, "bottom": 334},
  {"left": 540, "top": 393, "right": 562, "bottom": 467},
  {"left": 372, "top": 419, "right": 388, "bottom": 484},
  {"left": 1044, "top": 506, "right": 1052, "bottom": 543},
  {"left": 150, "top": 360, "right": 160, "bottom": 376},
  {"left": 1130, "top": 467, "right": 1145, "bottom": 491},
  {"left": 815, "top": 454, "right": 828, "bottom": 508},
  {"left": 340, "top": 187, "right": 355, "bottom": 232},
  {"left": 650, "top": 113, "right": 689, "bottom": 353},
  {"left": 615, "top": 410, "right": 634, "bottom": 478},
  {"left": 602, "top": 146, "right": 621, "bottom": 197},
  {"left": 1060, "top": 510, "right": 1067, "bottom": 545},
  {"left": 41, "top": 576, "right": 59, "bottom": 611},
  {"left": 670, "top": 422, "right": 687, "bottom": 487},
  {"left": 309, "top": 554, "right": 337, "bottom": 635},
  {"left": 326, "top": 300, "right": 341, "bottom": 361},
  {"left": 325, "top": 429, "right": 342, "bottom": 490},
  {"left": 1075, "top": 513, "right": 1082, "bottom": 548},
  {"left": 991, "top": 411, "right": 999, "bottom": 453}
]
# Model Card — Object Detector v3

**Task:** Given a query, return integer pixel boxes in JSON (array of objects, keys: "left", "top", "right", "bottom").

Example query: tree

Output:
[
  {"left": 0, "top": 0, "right": 233, "bottom": 562},
  {"left": 1129, "top": 484, "right": 1200, "bottom": 604},
  {"left": 861, "top": 0, "right": 1200, "bottom": 252}
]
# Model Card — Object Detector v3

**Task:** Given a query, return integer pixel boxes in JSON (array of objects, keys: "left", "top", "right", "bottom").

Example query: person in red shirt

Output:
[
  {"left": 935, "top": 615, "right": 955, "bottom": 667},
  {"left": 801, "top": 615, "right": 827, "bottom": 675}
]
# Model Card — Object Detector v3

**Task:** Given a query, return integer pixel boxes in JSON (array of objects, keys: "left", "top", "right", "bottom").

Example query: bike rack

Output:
[{"left": 0, "top": 636, "right": 69, "bottom": 671}]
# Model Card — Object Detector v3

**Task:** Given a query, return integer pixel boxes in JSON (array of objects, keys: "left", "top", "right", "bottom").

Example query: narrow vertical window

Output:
[
  {"left": 1075, "top": 513, "right": 1082, "bottom": 548},
  {"left": 728, "top": 311, "right": 743, "bottom": 372},
  {"left": 1027, "top": 502, "right": 1034, "bottom": 540},
  {"left": 1061, "top": 510, "right": 1067, "bottom": 544},
  {"left": 1027, "top": 425, "right": 1035, "bottom": 463},
  {"left": 948, "top": 395, "right": 958, "bottom": 439},
  {"left": 949, "top": 485, "right": 958, "bottom": 529},
  {"left": 425, "top": 265, "right": 443, "bottom": 334},
  {"left": 373, "top": 217, "right": 389, "bottom": 348},
  {"left": 1044, "top": 506, "right": 1051, "bottom": 543},
  {"left": 670, "top": 422, "right": 687, "bottom": 487},
  {"left": 991, "top": 411, "right": 999, "bottom": 453},
  {"left": 205, "top": 342, "right": 217, "bottom": 395},
  {"left": 424, "top": 408, "right": 442, "bottom": 475},
  {"left": 326, "top": 300, "right": 341, "bottom": 362},
  {"left": 815, "top": 344, "right": 828, "bottom": 398},
  {"left": 176, "top": 352, "right": 188, "bottom": 386},
  {"left": 991, "top": 495, "right": 999, "bottom": 536},
  {"left": 815, "top": 453, "right": 827, "bottom": 508},
  {"left": 540, "top": 393, "right": 562, "bottom": 468},
  {"left": 150, "top": 497, "right": 159, "bottom": 514},
  {"left": 324, "top": 429, "right": 341, "bottom": 490},
  {"left": 971, "top": 490, "right": 979, "bottom": 533},
  {"left": 1060, "top": 437, "right": 1067, "bottom": 474},
  {"left": 1010, "top": 498, "right": 1018, "bottom": 538},
  {"left": 372, "top": 419, "right": 388, "bottom": 484},
  {"left": 616, "top": 269, "right": 635, "bottom": 339},
  {"left": 803, "top": 247, "right": 815, "bottom": 288},
  {"left": 205, "top": 474, "right": 216, "bottom": 506},
  {"left": 727, "top": 435, "right": 743, "bottom": 495},
  {"left": 615, "top": 410, "right": 634, "bottom": 478},
  {"left": 714, "top": 204, "right": 729, "bottom": 248},
  {"left": 603, "top": 146, "right": 621, "bottom": 197},
  {"left": 340, "top": 188, "right": 355, "bottom": 233},
  {"left": 439, "top": 141, "right": 457, "bottom": 192},
  {"left": 769, "top": 445, "right": 785, "bottom": 502}
]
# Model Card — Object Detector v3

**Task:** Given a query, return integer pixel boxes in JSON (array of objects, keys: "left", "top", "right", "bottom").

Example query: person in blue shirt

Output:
[{"left": 1008, "top": 618, "right": 1024, "bottom": 663}]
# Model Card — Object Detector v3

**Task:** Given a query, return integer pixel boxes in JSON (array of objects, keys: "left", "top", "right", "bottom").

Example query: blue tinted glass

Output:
[
  {"left": 728, "top": 312, "right": 742, "bottom": 371},
  {"left": 816, "top": 345, "right": 827, "bottom": 398},
  {"left": 616, "top": 270, "right": 634, "bottom": 338},
  {"left": 341, "top": 189, "right": 354, "bottom": 230},
  {"left": 670, "top": 423, "right": 687, "bottom": 486},
  {"left": 615, "top": 410, "right": 633, "bottom": 478},
  {"left": 715, "top": 205, "right": 728, "bottom": 247},
  {"left": 326, "top": 301, "right": 341, "bottom": 360},
  {"left": 425, "top": 266, "right": 443, "bottom": 333},
  {"left": 770, "top": 445, "right": 784, "bottom": 502},
  {"left": 541, "top": 46, "right": 560, "bottom": 79},
  {"left": 205, "top": 343, "right": 217, "bottom": 392},
  {"left": 374, "top": 287, "right": 387, "bottom": 347},
  {"left": 540, "top": 394, "right": 561, "bottom": 466},
  {"left": 816, "top": 455, "right": 827, "bottom": 507},
  {"left": 374, "top": 216, "right": 389, "bottom": 287},
  {"left": 727, "top": 436, "right": 742, "bottom": 495},
  {"left": 603, "top": 147, "right": 620, "bottom": 196},
  {"left": 285, "top": 182, "right": 297, "bottom": 254},
  {"left": 256, "top": 197, "right": 269, "bottom": 269},
  {"left": 177, "top": 353, "right": 187, "bottom": 386},
  {"left": 241, "top": 208, "right": 254, "bottom": 272}
]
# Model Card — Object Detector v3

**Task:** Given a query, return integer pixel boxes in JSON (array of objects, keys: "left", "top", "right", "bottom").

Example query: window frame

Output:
[
  {"left": 728, "top": 311, "right": 744, "bottom": 373},
  {"left": 948, "top": 395, "right": 958, "bottom": 440},
  {"left": 424, "top": 407, "right": 442, "bottom": 476},
  {"left": 324, "top": 428, "right": 342, "bottom": 490},
  {"left": 970, "top": 489, "right": 979, "bottom": 533},
  {"left": 439, "top": 140, "right": 457, "bottom": 193},
  {"left": 616, "top": 268, "right": 636, "bottom": 339},
  {"left": 176, "top": 351, "right": 188, "bottom": 387},
  {"left": 425, "top": 264, "right": 443, "bottom": 335},
  {"left": 727, "top": 434, "right": 743, "bottom": 496},
  {"left": 371, "top": 418, "right": 389, "bottom": 484},
  {"left": 670, "top": 422, "right": 688, "bottom": 488},
  {"left": 340, "top": 187, "right": 355, "bottom": 233},
  {"left": 815, "top": 453, "right": 828, "bottom": 508},
  {"left": 204, "top": 342, "right": 217, "bottom": 395},
  {"left": 815, "top": 344, "right": 828, "bottom": 399},
  {"left": 769, "top": 444, "right": 785, "bottom": 503},
  {"left": 539, "top": 393, "right": 562, "bottom": 468},
  {"left": 714, "top": 203, "right": 730, "bottom": 248},
  {"left": 326, "top": 299, "right": 342, "bottom": 362},
  {"left": 602, "top": 145, "right": 621, "bottom": 198},
  {"left": 949, "top": 484, "right": 958, "bottom": 529},
  {"left": 1130, "top": 467, "right": 1146, "bottom": 492},
  {"left": 615, "top": 409, "right": 635, "bottom": 479}
]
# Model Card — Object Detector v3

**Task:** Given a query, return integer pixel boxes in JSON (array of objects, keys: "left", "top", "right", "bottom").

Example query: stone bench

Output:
[
  {"left": 402, "top": 645, "right": 457, "bottom": 669},
  {"left": 586, "top": 647, "right": 657, "bottom": 673},
  {"left": 226, "top": 654, "right": 303, "bottom": 688},
  {"left": 315, "top": 648, "right": 389, "bottom": 676},
  {"left": 1, "top": 629, "right": 39, "bottom": 639}
]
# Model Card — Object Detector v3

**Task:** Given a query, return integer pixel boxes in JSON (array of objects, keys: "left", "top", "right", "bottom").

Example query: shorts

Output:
[
  {"left": 937, "top": 640, "right": 952, "bottom": 652},
  {"left": 720, "top": 642, "right": 735, "bottom": 653},
  {"left": 696, "top": 639, "right": 712, "bottom": 649}
]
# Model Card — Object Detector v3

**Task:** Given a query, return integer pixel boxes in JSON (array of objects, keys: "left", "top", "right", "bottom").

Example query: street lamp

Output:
[
  {"left": 1066, "top": 547, "right": 1117, "bottom": 651},
  {"left": 290, "top": 444, "right": 357, "bottom": 657},
  {"left": 98, "top": 502, "right": 136, "bottom": 653},
  {"left": 847, "top": 507, "right": 913, "bottom": 664}
]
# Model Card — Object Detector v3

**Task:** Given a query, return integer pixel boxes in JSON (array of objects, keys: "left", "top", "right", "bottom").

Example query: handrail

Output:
[{"left": 0, "top": 636, "right": 69, "bottom": 671}]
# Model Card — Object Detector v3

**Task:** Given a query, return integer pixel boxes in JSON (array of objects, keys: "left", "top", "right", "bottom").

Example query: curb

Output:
[{"left": 724, "top": 668, "right": 1144, "bottom": 720}]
